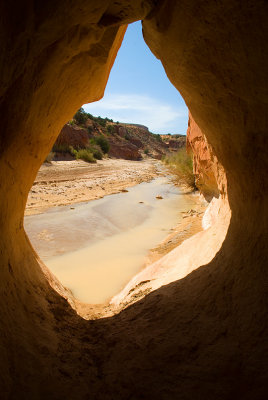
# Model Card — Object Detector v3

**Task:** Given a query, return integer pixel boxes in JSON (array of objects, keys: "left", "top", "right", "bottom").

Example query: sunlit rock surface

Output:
[
  {"left": 187, "top": 112, "right": 226, "bottom": 201},
  {"left": 0, "top": 1, "right": 267, "bottom": 399},
  {"left": 55, "top": 124, "right": 90, "bottom": 150}
]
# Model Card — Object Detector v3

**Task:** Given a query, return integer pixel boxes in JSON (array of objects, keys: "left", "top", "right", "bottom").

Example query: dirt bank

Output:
[{"left": 25, "top": 158, "right": 158, "bottom": 215}]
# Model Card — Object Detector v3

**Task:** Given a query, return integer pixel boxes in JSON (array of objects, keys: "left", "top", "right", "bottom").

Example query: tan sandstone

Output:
[{"left": 0, "top": 1, "right": 267, "bottom": 399}]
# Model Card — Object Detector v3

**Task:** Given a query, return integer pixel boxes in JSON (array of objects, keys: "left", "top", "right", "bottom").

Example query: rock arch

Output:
[{"left": 0, "top": 0, "right": 267, "bottom": 398}]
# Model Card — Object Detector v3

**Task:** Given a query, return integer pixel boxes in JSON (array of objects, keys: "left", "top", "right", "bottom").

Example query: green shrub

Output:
[
  {"left": 152, "top": 133, "right": 162, "bottom": 142},
  {"left": 92, "top": 150, "right": 102, "bottom": 160},
  {"left": 89, "top": 145, "right": 103, "bottom": 160},
  {"left": 74, "top": 149, "right": 96, "bottom": 163},
  {"left": 95, "top": 116, "right": 106, "bottom": 127},
  {"left": 52, "top": 143, "right": 72, "bottom": 153},
  {"left": 163, "top": 147, "right": 195, "bottom": 189},
  {"left": 74, "top": 107, "right": 88, "bottom": 125},
  {"left": 106, "top": 125, "right": 115, "bottom": 135},
  {"left": 86, "top": 112, "right": 94, "bottom": 120},
  {"left": 92, "top": 136, "right": 110, "bottom": 154},
  {"left": 68, "top": 146, "right": 76, "bottom": 157},
  {"left": 144, "top": 148, "right": 149, "bottom": 155}
]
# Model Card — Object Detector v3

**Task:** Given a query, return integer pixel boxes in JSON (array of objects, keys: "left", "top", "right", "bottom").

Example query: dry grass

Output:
[
  {"left": 162, "top": 148, "right": 195, "bottom": 189},
  {"left": 72, "top": 148, "right": 96, "bottom": 163}
]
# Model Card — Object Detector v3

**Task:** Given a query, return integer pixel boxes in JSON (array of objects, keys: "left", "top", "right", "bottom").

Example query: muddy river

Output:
[{"left": 24, "top": 177, "right": 197, "bottom": 304}]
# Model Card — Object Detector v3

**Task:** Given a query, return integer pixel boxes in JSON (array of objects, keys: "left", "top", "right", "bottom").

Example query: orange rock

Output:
[
  {"left": 0, "top": 1, "right": 267, "bottom": 398},
  {"left": 187, "top": 112, "right": 226, "bottom": 201}
]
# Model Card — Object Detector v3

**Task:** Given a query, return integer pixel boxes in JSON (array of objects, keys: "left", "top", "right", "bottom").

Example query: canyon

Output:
[{"left": 0, "top": 1, "right": 267, "bottom": 399}]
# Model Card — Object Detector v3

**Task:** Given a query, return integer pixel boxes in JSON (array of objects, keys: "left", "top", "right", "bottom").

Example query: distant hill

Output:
[{"left": 50, "top": 108, "right": 186, "bottom": 162}]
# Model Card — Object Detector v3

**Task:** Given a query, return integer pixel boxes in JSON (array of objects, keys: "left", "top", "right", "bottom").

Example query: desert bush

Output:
[
  {"left": 92, "top": 136, "right": 109, "bottom": 154},
  {"left": 92, "top": 149, "right": 102, "bottom": 160},
  {"left": 86, "top": 112, "right": 94, "bottom": 120},
  {"left": 144, "top": 148, "right": 149, "bottom": 155},
  {"left": 87, "top": 126, "right": 94, "bottom": 134},
  {"left": 95, "top": 116, "right": 106, "bottom": 127},
  {"left": 162, "top": 148, "right": 195, "bottom": 189},
  {"left": 52, "top": 143, "right": 73, "bottom": 153},
  {"left": 73, "top": 148, "right": 96, "bottom": 163},
  {"left": 89, "top": 145, "right": 103, "bottom": 160},
  {"left": 72, "top": 110, "right": 115, "bottom": 129},
  {"left": 152, "top": 133, "right": 162, "bottom": 142},
  {"left": 106, "top": 125, "right": 115, "bottom": 135},
  {"left": 74, "top": 107, "right": 88, "bottom": 125}
]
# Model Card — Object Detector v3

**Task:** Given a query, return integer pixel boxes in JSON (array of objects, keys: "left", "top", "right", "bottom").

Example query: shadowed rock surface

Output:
[{"left": 0, "top": 1, "right": 267, "bottom": 399}]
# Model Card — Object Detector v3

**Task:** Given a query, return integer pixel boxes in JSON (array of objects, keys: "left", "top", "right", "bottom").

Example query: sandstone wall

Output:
[
  {"left": 0, "top": 1, "right": 267, "bottom": 399},
  {"left": 187, "top": 112, "right": 227, "bottom": 201}
]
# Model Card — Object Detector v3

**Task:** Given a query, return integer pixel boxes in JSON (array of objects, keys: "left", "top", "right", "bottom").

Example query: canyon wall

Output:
[
  {"left": 53, "top": 120, "right": 169, "bottom": 160},
  {"left": 55, "top": 124, "right": 90, "bottom": 149},
  {"left": 0, "top": 1, "right": 267, "bottom": 399},
  {"left": 187, "top": 112, "right": 227, "bottom": 201}
]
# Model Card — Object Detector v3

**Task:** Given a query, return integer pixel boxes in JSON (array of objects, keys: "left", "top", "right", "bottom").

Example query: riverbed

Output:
[{"left": 25, "top": 176, "right": 198, "bottom": 304}]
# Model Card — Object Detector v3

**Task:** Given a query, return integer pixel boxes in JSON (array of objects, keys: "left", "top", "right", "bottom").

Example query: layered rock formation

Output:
[
  {"left": 0, "top": 1, "right": 267, "bottom": 399},
  {"left": 187, "top": 112, "right": 226, "bottom": 201},
  {"left": 53, "top": 119, "right": 169, "bottom": 161},
  {"left": 116, "top": 123, "right": 169, "bottom": 158},
  {"left": 108, "top": 138, "right": 141, "bottom": 160}
]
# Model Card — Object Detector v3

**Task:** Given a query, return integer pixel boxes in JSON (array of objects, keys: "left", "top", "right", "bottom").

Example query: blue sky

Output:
[{"left": 83, "top": 22, "right": 188, "bottom": 135}]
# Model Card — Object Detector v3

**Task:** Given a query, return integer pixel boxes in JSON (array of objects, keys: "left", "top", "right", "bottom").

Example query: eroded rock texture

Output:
[
  {"left": 108, "top": 139, "right": 141, "bottom": 160},
  {"left": 187, "top": 112, "right": 226, "bottom": 201},
  {"left": 55, "top": 124, "right": 90, "bottom": 150},
  {"left": 0, "top": 1, "right": 267, "bottom": 399}
]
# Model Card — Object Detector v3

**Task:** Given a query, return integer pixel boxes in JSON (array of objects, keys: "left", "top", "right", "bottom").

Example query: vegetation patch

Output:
[
  {"left": 72, "top": 148, "right": 96, "bottom": 163},
  {"left": 152, "top": 133, "right": 163, "bottom": 142},
  {"left": 73, "top": 107, "right": 113, "bottom": 128},
  {"left": 162, "top": 148, "right": 195, "bottom": 189},
  {"left": 106, "top": 125, "right": 115, "bottom": 135},
  {"left": 91, "top": 136, "right": 110, "bottom": 154},
  {"left": 52, "top": 143, "right": 98, "bottom": 163}
]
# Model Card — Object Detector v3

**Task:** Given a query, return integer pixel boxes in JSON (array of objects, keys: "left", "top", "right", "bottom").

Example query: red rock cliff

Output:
[
  {"left": 187, "top": 112, "right": 226, "bottom": 202},
  {"left": 54, "top": 124, "right": 90, "bottom": 149}
]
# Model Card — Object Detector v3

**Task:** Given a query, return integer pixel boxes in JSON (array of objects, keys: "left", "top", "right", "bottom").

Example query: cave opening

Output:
[
  {"left": 1, "top": 1, "right": 267, "bottom": 397},
  {"left": 23, "top": 22, "right": 212, "bottom": 307}
]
